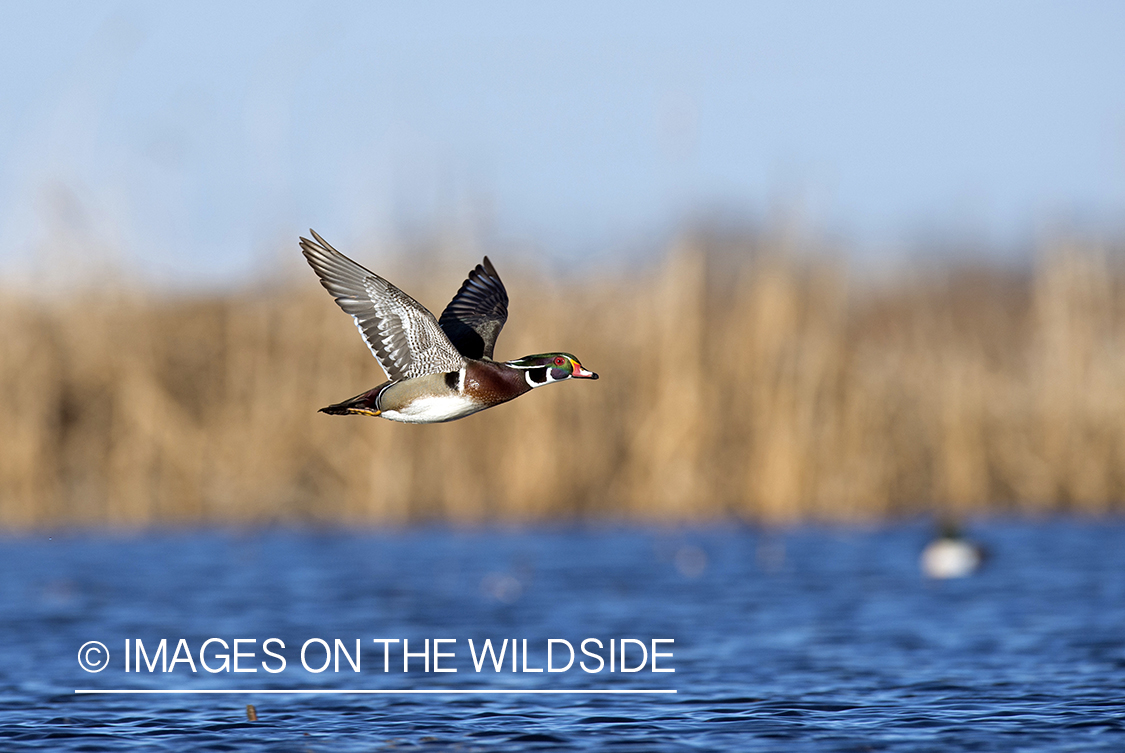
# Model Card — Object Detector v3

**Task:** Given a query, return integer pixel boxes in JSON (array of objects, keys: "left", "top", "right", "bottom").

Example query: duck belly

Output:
[
  {"left": 381, "top": 395, "right": 482, "bottom": 423},
  {"left": 377, "top": 379, "right": 484, "bottom": 424}
]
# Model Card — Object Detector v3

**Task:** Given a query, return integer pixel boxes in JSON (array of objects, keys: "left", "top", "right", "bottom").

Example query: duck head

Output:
[{"left": 507, "top": 353, "right": 598, "bottom": 388}]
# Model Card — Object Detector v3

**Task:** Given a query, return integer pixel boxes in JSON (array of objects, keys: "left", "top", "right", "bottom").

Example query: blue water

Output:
[{"left": 2, "top": 521, "right": 1124, "bottom": 751}]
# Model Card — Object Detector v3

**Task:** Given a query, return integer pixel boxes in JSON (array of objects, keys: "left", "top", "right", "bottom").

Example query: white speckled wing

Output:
[{"left": 300, "top": 231, "right": 466, "bottom": 381}]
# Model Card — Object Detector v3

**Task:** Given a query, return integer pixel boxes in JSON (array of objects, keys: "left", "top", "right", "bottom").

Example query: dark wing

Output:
[
  {"left": 300, "top": 230, "right": 466, "bottom": 381},
  {"left": 437, "top": 256, "right": 510, "bottom": 360}
]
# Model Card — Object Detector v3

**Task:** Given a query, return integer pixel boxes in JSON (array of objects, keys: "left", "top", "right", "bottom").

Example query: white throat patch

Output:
[{"left": 523, "top": 364, "right": 565, "bottom": 389}]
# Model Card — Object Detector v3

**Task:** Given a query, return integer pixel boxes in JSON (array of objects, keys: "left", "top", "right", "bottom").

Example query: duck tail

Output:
[{"left": 319, "top": 385, "right": 384, "bottom": 417}]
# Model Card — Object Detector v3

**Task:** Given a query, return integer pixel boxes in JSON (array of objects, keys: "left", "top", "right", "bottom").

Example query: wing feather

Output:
[
  {"left": 438, "top": 256, "right": 509, "bottom": 360},
  {"left": 300, "top": 231, "right": 465, "bottom": 381}
]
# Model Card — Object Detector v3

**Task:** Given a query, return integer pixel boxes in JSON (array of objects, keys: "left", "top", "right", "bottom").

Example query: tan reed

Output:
[{"left": 1, "top": 234, "right": 1123, "bottom": 528}]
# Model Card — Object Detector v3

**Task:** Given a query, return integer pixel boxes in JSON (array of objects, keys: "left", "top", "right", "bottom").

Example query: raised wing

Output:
[
  {"left": 300, "top": 231, "right": 466, "bottom": 381},
  {"left": 438, "top": 256, "right": 509, "bottom": 360}
]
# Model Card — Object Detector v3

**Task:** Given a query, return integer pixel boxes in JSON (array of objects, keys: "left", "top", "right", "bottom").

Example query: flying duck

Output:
[{"left": 300, "top": 231, "right": 597, "bottom": 423}]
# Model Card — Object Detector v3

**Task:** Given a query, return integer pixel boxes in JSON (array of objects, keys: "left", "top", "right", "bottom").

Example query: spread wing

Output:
[
  {"left": 300, "top": 230, "right": 466, "bottom": 381},
  {"left": 438, "top": 256, "right": 509, "bottom": 360}
]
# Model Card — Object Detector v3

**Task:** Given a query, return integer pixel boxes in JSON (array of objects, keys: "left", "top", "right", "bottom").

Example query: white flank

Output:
[
  {"left": 380, "top": 394, "right": 481, "bottom": 424},
  {"left": 920, "top": 539, "right": 981, "bottom": 579}
]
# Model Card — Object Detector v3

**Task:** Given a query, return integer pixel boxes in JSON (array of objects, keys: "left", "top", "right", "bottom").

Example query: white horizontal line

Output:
[{"left": 75, "top": 688, "right": 676, "bottom": 695}]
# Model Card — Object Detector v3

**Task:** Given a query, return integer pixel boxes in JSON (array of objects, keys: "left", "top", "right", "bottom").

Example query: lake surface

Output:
[{"left": 2, "top": 520, "right": 1124, "bottom": 751}]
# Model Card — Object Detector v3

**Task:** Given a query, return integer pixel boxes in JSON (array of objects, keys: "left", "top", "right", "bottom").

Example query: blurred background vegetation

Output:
[{"left": 3, "top": 231, "right": 1124, "bottom": 528}]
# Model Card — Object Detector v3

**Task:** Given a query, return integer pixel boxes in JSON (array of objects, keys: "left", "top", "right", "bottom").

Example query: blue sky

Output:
[{"left": 1, "top": 1, "right": 1123, "bottom": 285}]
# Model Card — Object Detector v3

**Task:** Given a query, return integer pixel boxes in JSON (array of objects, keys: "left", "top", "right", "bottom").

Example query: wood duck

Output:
[{"left": 300, "top": 230, "right": 598, "bottom": 423}]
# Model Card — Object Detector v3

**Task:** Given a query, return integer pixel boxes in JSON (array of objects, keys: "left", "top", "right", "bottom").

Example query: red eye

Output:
[{"left": 554, "top": 356, "right": 566, "bottom": 367}]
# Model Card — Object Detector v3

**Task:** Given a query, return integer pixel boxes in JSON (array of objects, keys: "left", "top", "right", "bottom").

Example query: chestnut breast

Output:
[{"left": 463, "top": 360, "right": 530, "bottom": 407}]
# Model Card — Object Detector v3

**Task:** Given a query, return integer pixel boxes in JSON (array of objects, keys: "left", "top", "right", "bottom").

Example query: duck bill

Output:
[{"left": 573, "top": 364, "right": 599, "bottom": 380}]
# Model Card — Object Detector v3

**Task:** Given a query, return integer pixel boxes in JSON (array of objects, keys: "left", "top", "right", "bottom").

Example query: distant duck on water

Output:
[
  {"left": 300, "top": 231, "right": 598, "bottom": 423},
  {"left": 920, "top": 520, "right": 986, "bottom": 579}
]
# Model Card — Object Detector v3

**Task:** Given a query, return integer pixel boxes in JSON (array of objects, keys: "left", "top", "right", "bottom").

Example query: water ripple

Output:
[{"left": 2, "top": 521, "right": 1124, "bottom": 750}]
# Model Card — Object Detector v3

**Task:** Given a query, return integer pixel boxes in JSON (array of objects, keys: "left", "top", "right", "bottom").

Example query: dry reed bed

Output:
[{"left": 2, "top": 237, "right": 1124, "bottom": 528}]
